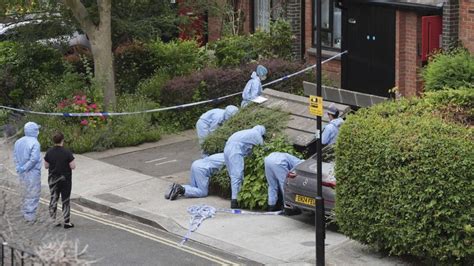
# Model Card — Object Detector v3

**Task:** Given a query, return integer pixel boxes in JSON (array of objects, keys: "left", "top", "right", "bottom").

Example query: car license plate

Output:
[{"left": 295, "top": 194, "right": 316, "bottom": 207}]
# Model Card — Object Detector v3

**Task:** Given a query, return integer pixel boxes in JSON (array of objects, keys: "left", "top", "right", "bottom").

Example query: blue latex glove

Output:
[{"left": 16, "top": 165, "right": 25, "bottom": 174}]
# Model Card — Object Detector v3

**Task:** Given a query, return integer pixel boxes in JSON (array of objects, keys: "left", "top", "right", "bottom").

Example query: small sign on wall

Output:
[{"left": 309, "top": 95, "right": 323, "bottom": 117}]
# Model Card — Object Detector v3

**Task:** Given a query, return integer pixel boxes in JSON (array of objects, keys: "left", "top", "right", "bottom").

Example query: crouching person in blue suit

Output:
[
  {"left": 264, "top": 152, "right": 303, "bottom": 211},
  {"left": 224, "top": 125, "right": 266, "bottom": 209},
  {"left": 166, "top": 153, "right": 225, "bottom": 200}
]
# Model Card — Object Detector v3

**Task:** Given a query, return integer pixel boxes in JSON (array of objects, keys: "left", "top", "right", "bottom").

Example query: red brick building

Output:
[{"left": 191, "top": 0, "right": 473, "bottom": 98}]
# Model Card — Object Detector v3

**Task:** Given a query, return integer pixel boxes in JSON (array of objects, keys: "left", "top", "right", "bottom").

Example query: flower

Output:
[
  {"left": 80, "top": 119, "right": 89, "bottom": 126},
  {"left": 89, "top": 103, "right": 97, "bottom": 109}
]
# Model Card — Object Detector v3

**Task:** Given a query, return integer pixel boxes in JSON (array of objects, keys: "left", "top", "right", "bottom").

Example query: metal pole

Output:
[{"left": 315, "top": 0, "right": 325, "bottom": 265}]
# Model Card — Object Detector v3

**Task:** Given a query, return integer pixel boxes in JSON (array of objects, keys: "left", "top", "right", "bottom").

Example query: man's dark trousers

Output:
[{"left": 48, "top": 176, "right": 72, "bottom": 223}]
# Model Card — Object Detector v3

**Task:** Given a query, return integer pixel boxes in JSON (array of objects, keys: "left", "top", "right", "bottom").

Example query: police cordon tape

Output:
[
  {"left": 0, "top": 51, "right": 348, "bottom": 118},
  {"left": 180, "top": 204, "right": 283, "bottom": 246}
]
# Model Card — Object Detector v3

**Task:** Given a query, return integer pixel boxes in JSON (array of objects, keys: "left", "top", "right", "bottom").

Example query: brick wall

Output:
[
  {"left": 395, "top": 10, "right": 423, "bottom": 97},
  {"left": 459, "top": 0, "right": 474, "bottom": 52},
  {"left": 287, "top": 0, "right": 303, "bottom": 59},
  {"left": 443, "top": 0, "right": 460, "bottom": 49}
]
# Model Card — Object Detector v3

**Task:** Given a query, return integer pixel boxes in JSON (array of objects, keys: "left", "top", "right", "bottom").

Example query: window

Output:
[
  {"left": 313, "top": 0, "right": 341, "bottom": 49},
  {"left": 254, "top": 0, "right": 284, "bottom": 32}
]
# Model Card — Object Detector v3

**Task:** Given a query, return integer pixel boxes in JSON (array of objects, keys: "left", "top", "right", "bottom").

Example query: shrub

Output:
[
  {"left": 114, "top": 42, "right": 156, "bottom": 94},
  {"left": 210, "top": 19, "right": 294, "bottom": 67},
  {"left": 110, "top": 95, "right": 161, "bottom": 147},
  {"left": 211, "top": 34, "right": 256, "bottom": 67},
  {"left": 202, "top": 105, "right": 289, "bottom": 155},
  {"left": 0, "top": 109, "right": 9, "bottom": 126},
  {"left": 252, "top": 19, "right": 293, "bottom": 60},
  {"left": 148, "top": 39, "right": 207, "bottom": 77},
  {"left": 335, "top": 97, "right": 474, "bottom": 262},
  {"left": 27, "top": 94, "right": 160, "bottom": 153},
  {"left": 210, "top": 136, "right": 299, "bottom": 209},
  {"left": 0, "top": 42, "right": 65, "bottom": 106},
  {"left": 160, "top": 58, "right": 306, "bottom": 107},
  {"left": 422, "top": 48, "right": 474, "bottom": 92},
  {"left": 137, "top": 71, "right": 171, "bottom": 102}
]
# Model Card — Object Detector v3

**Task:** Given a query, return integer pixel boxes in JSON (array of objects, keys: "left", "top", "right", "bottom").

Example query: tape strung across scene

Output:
[
  {"left": 0, "top": 51, "right": 348, "bottom": 117},
  {"left": 179, "top": 204, "right": 282, "bottom": 246}
]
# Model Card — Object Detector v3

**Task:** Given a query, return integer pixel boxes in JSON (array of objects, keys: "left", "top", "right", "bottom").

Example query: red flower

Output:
[
  {"left": 80, "top": 119, "right": 89, "bottom": 126},
  {"left": 89, "top": 103, "right": 97, "bottom": 109}
]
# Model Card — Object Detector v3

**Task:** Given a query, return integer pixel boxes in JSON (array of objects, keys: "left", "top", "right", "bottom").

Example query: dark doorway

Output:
[{"left": 342, "top": 4, "right": 395, "bottom": 97}]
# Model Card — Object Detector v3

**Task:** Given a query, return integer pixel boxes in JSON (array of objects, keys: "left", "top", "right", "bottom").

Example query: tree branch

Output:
[{"left": 62, "top": 0, "right": 95, "bottom": 35}]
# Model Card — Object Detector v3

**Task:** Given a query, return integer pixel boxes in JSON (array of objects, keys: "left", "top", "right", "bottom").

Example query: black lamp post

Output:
[{"left": 315, "top": 0, "right": 325, "bottom": 265}]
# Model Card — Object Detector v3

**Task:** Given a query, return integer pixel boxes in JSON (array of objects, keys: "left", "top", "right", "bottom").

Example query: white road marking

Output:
[
  {"left": 155, "top": 160, "right": 178, "bottom": 166},
  {"left": 144, "top": 157, "right": 167, "bottom": 164},
  {"left": 0, "top": 185, "right": 237, "bottom": 265}
]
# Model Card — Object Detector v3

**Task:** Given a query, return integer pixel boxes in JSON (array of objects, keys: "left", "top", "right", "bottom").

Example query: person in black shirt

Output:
[{"left": 44, "top": 132, "right": 76, "bottom": 229}]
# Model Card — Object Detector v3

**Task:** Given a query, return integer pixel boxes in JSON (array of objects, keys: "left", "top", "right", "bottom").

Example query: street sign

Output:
[{"left": 309, "top": 95, "right": 323, "bottom": 117}]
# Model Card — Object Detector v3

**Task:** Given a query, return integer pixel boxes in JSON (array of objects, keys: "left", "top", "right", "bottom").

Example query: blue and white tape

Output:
[
  {"left": 1, "top": 51, "right": 347, "bottom": 117},
  {"left": 179, "top": 204, "right": 282, "bottom": 246}
]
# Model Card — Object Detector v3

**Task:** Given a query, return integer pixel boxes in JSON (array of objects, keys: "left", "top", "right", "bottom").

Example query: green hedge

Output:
[
  {"left": 422, "top": 48, "right": 474, "bottom": 92},
  {"left": 335, "top": 91, "right": 474, "bottom": 262},
  {"left": 201, "top": 105, "right": 289, "bottom": 154}
]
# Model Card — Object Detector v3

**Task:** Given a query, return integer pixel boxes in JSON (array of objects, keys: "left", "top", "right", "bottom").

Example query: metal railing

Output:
[{"left": 1, "top": 242, "right": 39, "bottom": 266}]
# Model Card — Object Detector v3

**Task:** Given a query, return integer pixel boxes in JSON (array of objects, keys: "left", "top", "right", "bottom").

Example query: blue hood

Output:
[{"left": 24, "top": 122, "right": 40, "bottom": 138}]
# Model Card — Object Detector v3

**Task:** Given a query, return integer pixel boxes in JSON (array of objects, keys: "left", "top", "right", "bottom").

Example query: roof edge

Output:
[{"left": 343, "top": 0, "right": 443, "bottom": 13}]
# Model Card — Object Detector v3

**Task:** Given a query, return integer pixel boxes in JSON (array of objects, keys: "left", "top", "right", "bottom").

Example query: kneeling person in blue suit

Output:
[
  {"left": 166, "top": 153, "right": 225, "bottom": 200},
  {"left": 264, "top": 152, "right": 303, "bottom": 211}
]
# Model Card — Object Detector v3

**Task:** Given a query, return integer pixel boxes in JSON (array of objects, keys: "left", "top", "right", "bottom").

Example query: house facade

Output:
[{"left": 186, "top": 0, "right": 473, "bottom": 98}]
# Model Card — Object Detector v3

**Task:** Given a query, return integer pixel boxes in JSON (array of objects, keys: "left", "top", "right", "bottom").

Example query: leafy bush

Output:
[
  {"left": 28, "top": 93, "right": 160, "bottom": 153},
  {"left": 238, "top": 137, "right": 299, "bottom": 209},
  {"left": 210, "top": 19, "right": 293, "bottom": 67},
  {"left": 114, "top": 42, "right": 156, "bottom": 94},
  {"left": 137, "top": 71, "right": 171, "bottom": 101},
  {"left": 211, "top": 34, "right": 256, "bottom": 67},
  {"left": 202, "top": 105, "right": 289, "bottom": 155},
  {"left": 422, "top": 49, "right": 474, "bottom": 92},
  {"left": 252, "top": 19, "right": 293, "bottom": 60},
  {"left": 210, "top": 136, "right": 298, "bottom": 209},
  {"left": 0, "top": 109, "right": 9, "bottom": 126},
  {"left": 335, "top": 96, "right": 474, "bottom": 262},
  {"left": 110, "top": 95, "right": 161, "bottom": 147},
  {"left": 148, "top": 39, "right": 207, "bottom": 77},
  {"left": 0, "top": 42, "right": 65, "bottom": 106}
]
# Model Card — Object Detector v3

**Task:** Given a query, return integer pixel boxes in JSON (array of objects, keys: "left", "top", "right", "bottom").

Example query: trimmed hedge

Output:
[
  {"left": 158, "top": 58, "right": 308, "bottom": 131},
  {"left": 335, "top": 91, "right": 474, "bottom": 262}
]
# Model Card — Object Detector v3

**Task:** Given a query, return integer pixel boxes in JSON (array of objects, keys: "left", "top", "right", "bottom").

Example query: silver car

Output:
[{"left": 284, "top": 145, "right": 336, "bottom": 215}]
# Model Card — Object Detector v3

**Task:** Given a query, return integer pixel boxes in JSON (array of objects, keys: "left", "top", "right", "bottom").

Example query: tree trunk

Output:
[
  {"left": 63, "top": 0, "right": 116, "bottom": 110},
  {"left": 89, "top": 26, "right": 116, "bottom": 109}
]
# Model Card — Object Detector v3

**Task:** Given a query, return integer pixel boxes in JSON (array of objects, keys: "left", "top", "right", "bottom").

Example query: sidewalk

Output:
[{"left": 1, "top": 132, "right": 407, "bottom": 265}]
